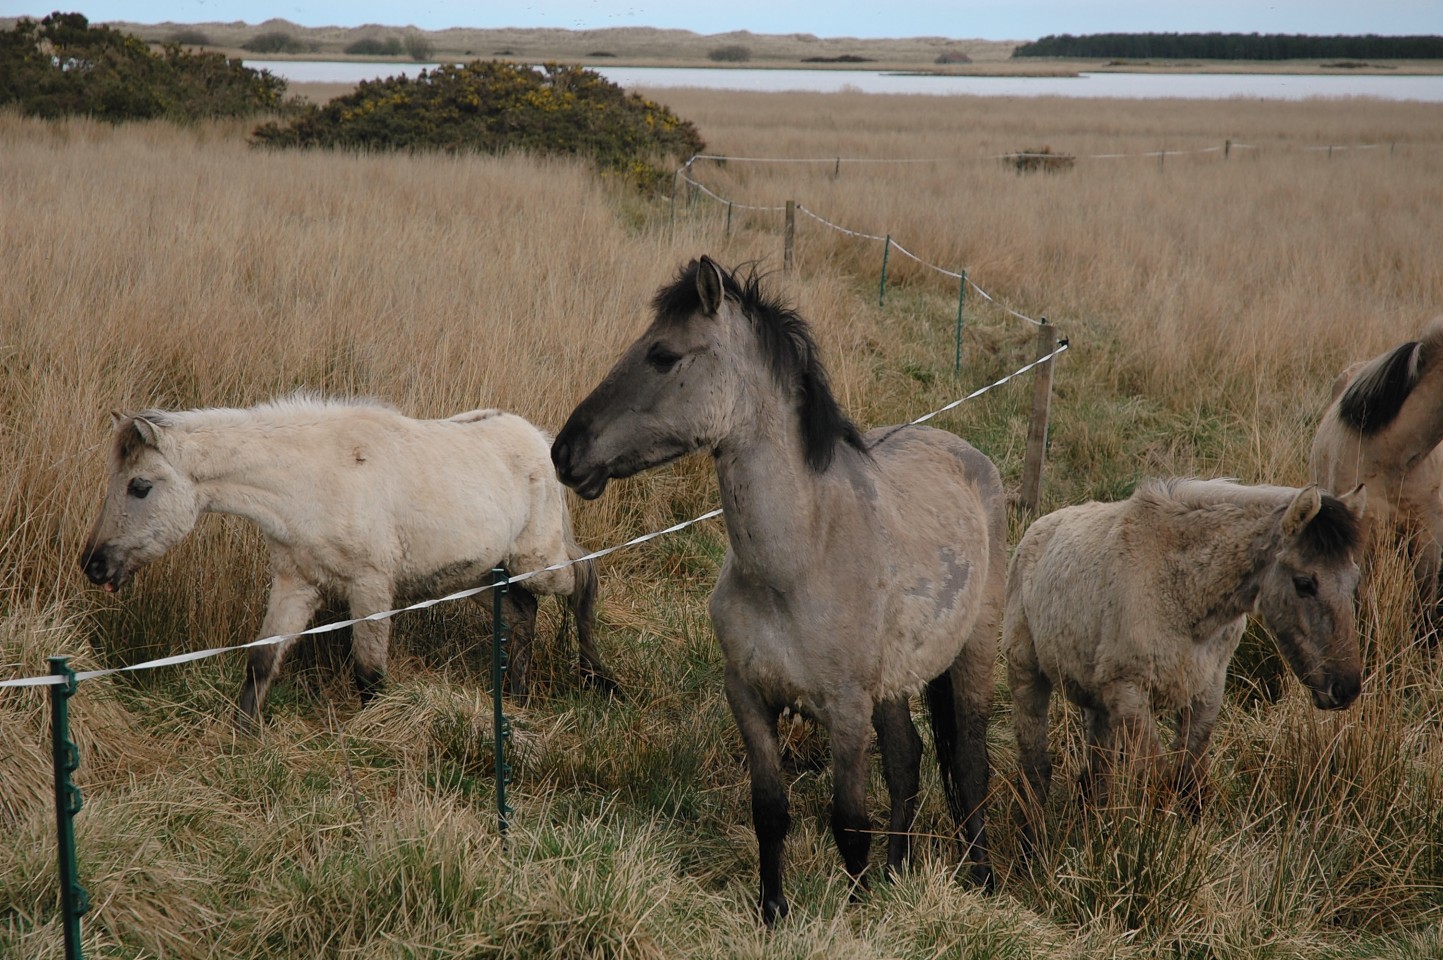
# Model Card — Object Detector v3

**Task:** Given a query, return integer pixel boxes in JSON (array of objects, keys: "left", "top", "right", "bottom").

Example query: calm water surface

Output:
[{"left": 247, "top": 60, "right": 1443, "bottom": 102}]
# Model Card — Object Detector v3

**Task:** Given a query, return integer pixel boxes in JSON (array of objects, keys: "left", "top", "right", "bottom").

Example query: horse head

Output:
[
  {"left": 80, "top": 411, "right": 201, "bottom": 592},
  {"left": 552, "top": 255, "right": 862, "bottom": 499},
  {"left": 1255, "top": 484, "right": 1367, "bottom": 710}
]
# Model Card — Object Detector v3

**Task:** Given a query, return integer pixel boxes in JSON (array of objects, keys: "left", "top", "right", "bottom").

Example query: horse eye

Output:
[
  {"left": 647, "top": 344, "right": 681, "bottom": 373},
  {"left": 127, "top": 478, "right": 153, "bottom": 499},
  {"left": 1293, "top": 575, "right": 1318, "bottom": 597}
]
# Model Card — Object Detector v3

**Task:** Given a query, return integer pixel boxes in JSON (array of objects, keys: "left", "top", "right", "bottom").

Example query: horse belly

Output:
[{"left": 711, "top": 576, "right": 881, "bottom": 720}]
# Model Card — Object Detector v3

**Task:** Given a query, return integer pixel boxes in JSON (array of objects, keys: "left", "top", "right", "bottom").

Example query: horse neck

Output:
[
  {"left": 712, "top": 388, "right": 842, "bottom": 582},
  {"left": 173, "top": 414, "right": 313, "bottom": 544},
  {"left": 1149, "top": 493, "right": 1283, "bottom": 634},
  {"left": 1377, "top": 365, "right": 1443, "bottom": 466}
]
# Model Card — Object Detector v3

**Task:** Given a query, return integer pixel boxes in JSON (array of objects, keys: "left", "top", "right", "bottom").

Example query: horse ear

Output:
[
  {"left": 696, "top": 256, "right": 725, "bottom": 315},
  {"left": 131, "top": 416, "right": 163, "bottom": 448},
  {"left": 1339, "top": 483, "right": 1368, "bottom": 520},
  {"left": 1281, "top": 484, "right": 1323, "bottom": 539}
]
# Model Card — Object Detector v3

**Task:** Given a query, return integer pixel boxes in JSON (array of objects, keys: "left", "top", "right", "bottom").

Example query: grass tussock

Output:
[{"left": 2, "top": 89, "right": 1442, "bottom": 957}]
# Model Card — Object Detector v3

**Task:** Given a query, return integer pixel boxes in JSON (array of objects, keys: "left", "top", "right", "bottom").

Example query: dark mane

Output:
[
  {"left": 1301, "top": 493, "right": 1363, "bottom": 559},
  {"left": 652, "top": 259, "right": 866, "bottom": 472},
  {"left": 1337, "top": 339, "right": 1419, "bottom": 434}
]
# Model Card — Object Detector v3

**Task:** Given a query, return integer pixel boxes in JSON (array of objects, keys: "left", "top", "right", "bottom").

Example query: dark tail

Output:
[{"left": 925, "top": 673, "right": 963, "bottom": 821}]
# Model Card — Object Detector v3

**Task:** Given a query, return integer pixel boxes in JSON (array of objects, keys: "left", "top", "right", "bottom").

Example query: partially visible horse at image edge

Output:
[
  {"left": 80, "top": 396, "right": 614, "bottom": 725},
  {"left": 552, "top": 256, "right": 1006, "bottom": 922},
  {"left": 1005, "top": 477, "right": 1366, "bottom": 850},
  {"left": 1311, "top": 315, "right": 1443, "bottom": 636}
]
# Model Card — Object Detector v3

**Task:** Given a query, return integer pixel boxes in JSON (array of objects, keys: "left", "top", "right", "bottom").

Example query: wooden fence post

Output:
[
  {"left": 1020, "top": 319, "right": 1057, "bottom": 512},
  {"left": 784, "top": 200, "right": 795, "bottom": 273}
]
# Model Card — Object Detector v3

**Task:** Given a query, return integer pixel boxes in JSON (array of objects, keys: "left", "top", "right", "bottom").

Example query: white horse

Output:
[
  {"left": 1005, "top": 478, "right": 1366, "bottom": 849},
  {"left": 81, "top": 396, "right": 612, "bottom": 725}
]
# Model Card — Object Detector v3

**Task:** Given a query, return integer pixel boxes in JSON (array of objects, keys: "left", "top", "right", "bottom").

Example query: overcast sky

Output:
[{"left": 5, "top": 1, "right": 1438, "bottom": 40}]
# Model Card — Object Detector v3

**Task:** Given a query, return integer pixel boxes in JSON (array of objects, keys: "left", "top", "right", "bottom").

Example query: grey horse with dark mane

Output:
[
  {"left": 1311, "top": 316, "right": 1443, "bottom": 634},
  {"left": 552, "top": 257, "right": 1006, "bottom": 923}
]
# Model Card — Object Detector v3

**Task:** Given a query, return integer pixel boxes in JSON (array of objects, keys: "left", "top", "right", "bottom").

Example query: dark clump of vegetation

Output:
[
  {"left": 1007, "top": 145, "right": 1075, "bottom": 173},
  {"left": 344, "top": 36, "right": 404, "bottom": 57},
  {"left": 587, "top": 50, "right": 616, "bottom": 58},
  {"left": 402, "top": 32, "right": 433, "bottom": 61},
  {"left": 707, "top": 44, "right": 751, "bottom": 63},
  {"left": 167, "top": 28, "right": 211, "bottom": 47},
  {"left": 801, "top": 54, "right": 873, "bottom": 63},
  {"left": 251, "top": 60, "right": 705, "bottom": 189},
  {"left": 934, "top": 48, "right": 972, "bottom": 64},
  {"left": 0, "top": 12, "right": 289, "bottom": 121},
  {"left": 241, "top": 29, "right": 312, "bottom": 55},
  {"left": 1014, "top": 31, "right": 1443, "bottom": 60}
]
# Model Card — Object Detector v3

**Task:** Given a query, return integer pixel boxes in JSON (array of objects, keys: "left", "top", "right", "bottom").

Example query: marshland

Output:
[{"left": 2, "top": 84, "right": 1442, "bottom": 957}]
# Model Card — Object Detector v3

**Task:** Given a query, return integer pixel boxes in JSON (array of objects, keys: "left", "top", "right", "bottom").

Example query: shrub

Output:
[
  {"left": 935, "top": 48, "right": 972, "bottom": 64},
  {"left": 167, "top": 29, "right": 211, "bottom": 47},
  {"left": 251, "top": 60, "right": 705, "bottom": 189},
  {"left": 707, "top": 44, "right": 751, "bottom": 63},
  {"left": 242, "top": 30, "right": 308, "bottom": 55},
  {"left": 344, "top": 36, "right": 403, "bottom": 57},
  {"left": 1007, "top": 144, "right": 1076, "bottom": 173},
  {"left": 0, "top": 12, "right": 290, "bottom": 122},
  {"left": 402, "top": 31, "right": 433, "bottom": 61}
]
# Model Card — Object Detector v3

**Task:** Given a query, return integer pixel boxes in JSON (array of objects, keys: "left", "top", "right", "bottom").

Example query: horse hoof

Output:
[
  {"left": 582, "top": 670, "right": 622, "bottom": 699},
  {"left": 760, "top": 896, "right": 789, "bottom": 926},
  {"left": 233, "top": 708, "right": 262, "bottom": 735}
]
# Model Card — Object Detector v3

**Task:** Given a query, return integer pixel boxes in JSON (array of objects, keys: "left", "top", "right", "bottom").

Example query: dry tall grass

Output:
[{"left": 2, "top": 89, "right": 1441, "bottom": 958}]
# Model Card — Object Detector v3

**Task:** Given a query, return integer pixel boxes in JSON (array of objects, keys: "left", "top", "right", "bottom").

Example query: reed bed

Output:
[{"left": 1, "top": 89, "right": 1441, "bottom": 958}]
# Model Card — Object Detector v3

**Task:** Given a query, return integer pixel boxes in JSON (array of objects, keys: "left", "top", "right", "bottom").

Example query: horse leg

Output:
[
  {"left": 1414, "top": 531, "right": 1442, "bottom": 644},
  {"left": 828, "top": 705, "right": 875, "bottom": 898},
  {"left": 501, "top": 583, "right": 539, "bottom": 702},
  {"left": 723, "top": 667, "right": 789, "bottom": 925},
  {"left": 1079, "top": 706, "right": 1112, "bottom": 804},
  {"left": 1101, "top": 681, "right": 1166, "bottom": 798},
  {"left": 567, "top": 557, "right": 618, "bottom": 695},
  {"left": 346, "top": 577, "right": 395, "bottom": 705},
  {"left": 928, "top": 645, "right": 994, "bottom": 889},
  {"left": 236, "top": 571, "right": 322, "bottom": 730},
  {"left": 871, "top": 695, "right": 921, "bottom": 880},
  {"left": 1006, "top": 642, "right": 1053, "bottom": 859},
  {"left": 1173, "top": 690, "right": 1222, "bottom": 817}
]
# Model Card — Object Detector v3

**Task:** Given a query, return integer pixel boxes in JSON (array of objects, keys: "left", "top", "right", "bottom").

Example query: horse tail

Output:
[
  {"left": 925, "top": 673, "right": 963, "bottom": 820},
  {"left": 1337, "top": 339, "right": 1420, "bottom": 434}
]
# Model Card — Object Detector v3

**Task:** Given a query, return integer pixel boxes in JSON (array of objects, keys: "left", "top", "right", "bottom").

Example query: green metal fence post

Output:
[
  {"left": 879, "top": 235, "right": 891, "bottom": 307},
  {"left": 49, "top": 656, "right": 89, "bottom": 960},
  {"left": 953, "top": 271, "right": 967, "bottom": 375},
  {"left": 490, "top": 568, "right": 513, "bottom": 836},
  {"left": 725, "top": 200, "right": 733, "bottom": 239}
]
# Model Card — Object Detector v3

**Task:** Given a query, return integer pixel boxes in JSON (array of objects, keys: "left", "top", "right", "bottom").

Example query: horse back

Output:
[{"left": 864, "top": 425, "right": 1007, "bottom": 690}]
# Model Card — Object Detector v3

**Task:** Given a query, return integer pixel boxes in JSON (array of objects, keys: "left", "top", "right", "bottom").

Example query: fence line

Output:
[
  {"left": 686, "top": 138, "right": 1411, "bottom": 167},
  {"left": 0, "top": 344, "right": 1069, "bottom": 692},
  {"left": 676, "top": 169, "right": 1045, "bottom": 327}
]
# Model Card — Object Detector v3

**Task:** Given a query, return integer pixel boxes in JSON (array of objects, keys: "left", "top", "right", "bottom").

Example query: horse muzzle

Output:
[
  {"left": 551, "top": 433, "right": 611, "bottom": 500},
  {"left": 1308, "top": 671, "right": 1362, "bottom": 711},
  {"left": 79, "top": 543, "right": 131, "bottom": 592}
]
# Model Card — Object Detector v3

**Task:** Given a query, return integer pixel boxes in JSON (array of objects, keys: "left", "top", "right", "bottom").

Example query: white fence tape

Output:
[{"left": 0, "top": 345, "right": 1069, "bottom": 691}]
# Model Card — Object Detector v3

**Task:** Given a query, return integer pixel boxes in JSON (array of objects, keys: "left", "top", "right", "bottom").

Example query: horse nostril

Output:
[
  {"left": 1331, "top": 675, "right": 1361, "bottom": 707},
  {"left": 80, "top": 546, "right": 110, "bottom": 583},
  {"left": 551, "top": 439, "right": 570, "bottom": 471}
]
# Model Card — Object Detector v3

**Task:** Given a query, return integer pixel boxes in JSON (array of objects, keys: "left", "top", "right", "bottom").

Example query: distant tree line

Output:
[
  {"left": 1013, "top": 33, "right": 1443, "bottom": 60},
  {"left": 0, "top": 12, "right": 288, "bottom": 121}
]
